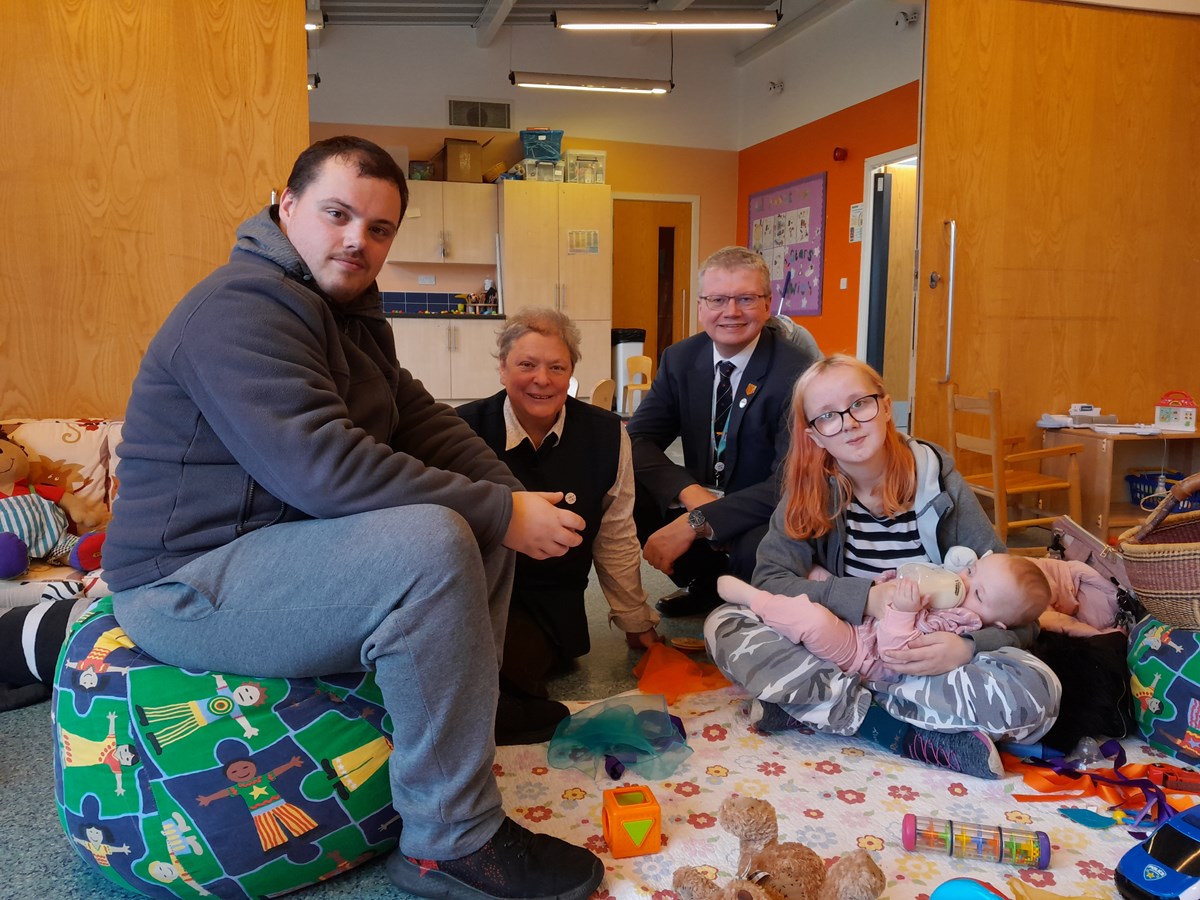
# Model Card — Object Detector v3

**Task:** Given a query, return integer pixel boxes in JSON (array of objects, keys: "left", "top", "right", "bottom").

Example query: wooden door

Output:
[
  {"left": 914, "top": 0, "right": 1200, "bottom": 453},
  {"left": 612, "top": 199, "right": 693, "bottom": 372},
  {"left": 442, "top": 183, "right": 498, "bottom": 264},
  {"left": 390, "top": 319, "right": 452, "bottom": 399},
  {"left": 389, "top": 181, "right": 444, "bottom": 263},
  {"left": 557, "top": 183, "right": 613, "bottom": 322},
  {"left": 499, "top": 181, "right": 559, "bottom": 309}
]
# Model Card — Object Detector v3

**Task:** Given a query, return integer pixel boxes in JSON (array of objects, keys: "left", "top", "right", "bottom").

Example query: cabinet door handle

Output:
[
  {"left": 560, "top": 284, "right": 567, "bottom": 312},
  {"left": 446, "top": 326, "right": 452, "bottom": 352},
  {"left": 439, "top": 231, "right": 447, "bottom": 260}
]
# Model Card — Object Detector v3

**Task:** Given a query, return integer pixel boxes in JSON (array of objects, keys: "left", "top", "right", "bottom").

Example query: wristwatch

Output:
[{"left": 688, "top": 508, "right": 714, "bottom": 540}]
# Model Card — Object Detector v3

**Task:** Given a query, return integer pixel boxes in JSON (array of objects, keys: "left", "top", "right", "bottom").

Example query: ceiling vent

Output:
[{"left": 448, "top": 99, "right": 511, "bottom": 130}]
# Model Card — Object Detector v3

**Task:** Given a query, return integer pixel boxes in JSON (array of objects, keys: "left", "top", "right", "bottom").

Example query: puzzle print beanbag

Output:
[
  {"left": 53, "top": 596, "right": 400, "bottom": 898},
  {"left": 1128, "top": 615, "right": 1200, "bottom": 763}
]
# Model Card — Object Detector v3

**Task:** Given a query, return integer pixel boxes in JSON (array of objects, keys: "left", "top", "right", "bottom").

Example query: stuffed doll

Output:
[
  {"left": 673, "top": 795, "right": 885, "bottom": 900},
  {"left": 0, "top": 431, "right": 107, "bottom": 579}
]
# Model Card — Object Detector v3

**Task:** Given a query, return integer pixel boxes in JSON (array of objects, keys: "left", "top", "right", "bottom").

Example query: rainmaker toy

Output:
[{"left": 902, "top": 813, "right": 1050, "bottom": 869}]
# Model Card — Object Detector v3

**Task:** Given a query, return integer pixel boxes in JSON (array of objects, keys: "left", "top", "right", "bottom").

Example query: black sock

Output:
[
  {"left": 859, "top": 704, "right": 913, "bottom": 755},
  {"left": 0, "top": 598, "right": 90, "bottom": 685}
]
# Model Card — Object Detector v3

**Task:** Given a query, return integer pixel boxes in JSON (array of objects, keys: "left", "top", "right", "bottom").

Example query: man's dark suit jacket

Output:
[{"left": 626, "top": 319, "right": 819, "bottom": 544}]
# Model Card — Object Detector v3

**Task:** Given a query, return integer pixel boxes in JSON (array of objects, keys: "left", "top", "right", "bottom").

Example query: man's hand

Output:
[
  {"left": 678, "top": 484, "right": 720, "bottom": 511},
  {"left": 503, "top": 491, "right": 584, "bottom": 560},
  {"left": 881, "top": 632, "right": 973, "bottom": 677},
  {"left": 625, "top": 628, "right": 663, "bottom": 650},
  {"left": 642, "top": 513, "right": 696, "bottom": 575}
]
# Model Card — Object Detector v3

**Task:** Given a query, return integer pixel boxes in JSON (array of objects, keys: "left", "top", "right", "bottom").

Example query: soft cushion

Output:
[
  {"left": 0, "top": 418, "right": 113, "bottom": 511},
  {"left": 53, "top": 597, "right": 400, "bottom": 898}
]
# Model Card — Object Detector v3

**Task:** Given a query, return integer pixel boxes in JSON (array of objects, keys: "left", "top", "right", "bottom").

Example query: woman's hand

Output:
[
  {"left": 625, "top": 629, "right": 663, "bottom": 650},
  {"left": 881, "top": 632, "right": 973, "bottom": 677}
]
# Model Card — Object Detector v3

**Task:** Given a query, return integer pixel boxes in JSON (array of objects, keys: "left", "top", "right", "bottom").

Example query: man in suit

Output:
[{"left": 627, "top": 246, "right": 820, "bottom": 617}]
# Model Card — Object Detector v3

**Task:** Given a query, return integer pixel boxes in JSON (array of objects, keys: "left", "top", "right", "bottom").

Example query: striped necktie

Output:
[{"left": 713, "top": 360, "right": 735, "bottom": 484}]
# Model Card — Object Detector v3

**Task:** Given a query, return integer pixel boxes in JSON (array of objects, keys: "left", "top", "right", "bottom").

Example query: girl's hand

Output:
[{"left": 881, "top": 632, "right": 972, "bottom": 676}]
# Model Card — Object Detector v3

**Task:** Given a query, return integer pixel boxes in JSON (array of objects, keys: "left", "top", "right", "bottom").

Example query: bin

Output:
[{"left": 612, "top": 328, "right": 647, "bottom": 416}]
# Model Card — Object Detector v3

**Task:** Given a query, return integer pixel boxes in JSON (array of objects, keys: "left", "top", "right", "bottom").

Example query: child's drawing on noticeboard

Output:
[{"left": 747, "top": 172, "right": 826, "bottom": 316}]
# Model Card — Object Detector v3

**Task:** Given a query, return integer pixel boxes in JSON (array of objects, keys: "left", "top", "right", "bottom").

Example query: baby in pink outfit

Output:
[{"left": 718, "top": 553, "right": 1052, "bottom": 682}]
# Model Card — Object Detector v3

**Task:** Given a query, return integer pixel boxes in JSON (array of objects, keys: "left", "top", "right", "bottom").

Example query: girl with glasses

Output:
[{"left": 703, "top": 354, "right": 1061, "bottom": 780}]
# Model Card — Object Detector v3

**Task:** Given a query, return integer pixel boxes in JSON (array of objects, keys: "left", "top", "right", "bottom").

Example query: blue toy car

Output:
[{"left": 1116, "top": 806, "right": 1200, "bottom": 899}]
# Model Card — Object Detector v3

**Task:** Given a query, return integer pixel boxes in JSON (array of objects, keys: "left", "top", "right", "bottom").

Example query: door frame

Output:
[
  {"left": 612, "top": 192, "right": 701, "bottom": 339},
  {"left": 855, "top": 144, "right": 919, "bottom": 427}
]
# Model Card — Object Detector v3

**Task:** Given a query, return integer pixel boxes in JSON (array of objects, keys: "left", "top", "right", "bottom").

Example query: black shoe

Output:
[
  {"left": 749, "top": 700, "right": 807, "bottom": 735},
  {"left": 387, "top": 816, "right": 604, "bottom": 900},
  {"left": 495, "top": 692, "right": 570, "bottom": 746},
  {"left": 655, "top": 581, "right": 720, "bottom": 618}
]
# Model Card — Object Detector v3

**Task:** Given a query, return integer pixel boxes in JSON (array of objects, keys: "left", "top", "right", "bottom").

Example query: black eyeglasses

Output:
[
  {"left": 807, "top": 393, "right": 882, "bottom": 436},
  {"left": 698, "top": 293, "right": 768, "bottom": 311}
]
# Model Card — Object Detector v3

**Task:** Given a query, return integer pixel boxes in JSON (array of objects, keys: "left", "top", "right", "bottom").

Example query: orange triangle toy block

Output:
[{"left": 602, "top": 785, "right": 661, "bottom": 858}]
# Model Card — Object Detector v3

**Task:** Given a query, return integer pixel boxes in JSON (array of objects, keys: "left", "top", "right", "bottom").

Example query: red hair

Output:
[{"left": 782, "top": 354, "right": 915, "bottom": 540}]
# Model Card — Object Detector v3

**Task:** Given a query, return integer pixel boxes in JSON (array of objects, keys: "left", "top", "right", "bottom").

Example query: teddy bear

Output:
[
  {"left": 673, "top": 795, "right": 885, "bottom": 900},
  {"left": 0, "top": 430, "right": 108, "bottom": 579}
]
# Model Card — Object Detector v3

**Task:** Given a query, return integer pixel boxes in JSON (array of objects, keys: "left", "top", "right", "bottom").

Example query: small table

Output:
[{"left": 1042, "top": 427, "right": 1200, "bottom": 541}]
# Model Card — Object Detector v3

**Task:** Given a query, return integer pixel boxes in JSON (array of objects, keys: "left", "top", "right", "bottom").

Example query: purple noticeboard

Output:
[{"left": 747, "top": 172, "right": 826, "bottom": 317}]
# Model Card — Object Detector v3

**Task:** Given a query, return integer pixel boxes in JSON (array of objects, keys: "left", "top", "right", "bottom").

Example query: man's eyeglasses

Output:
[
  {"left": 807, "top": 393, "right": 882, "bottom": 437},
  {"left": 698, "top": 293, "right": 768, "bottom": 311}
]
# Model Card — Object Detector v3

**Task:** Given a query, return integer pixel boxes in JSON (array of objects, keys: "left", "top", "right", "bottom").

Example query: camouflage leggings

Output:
[{"left": 704, "top": 604, "right": 1061, "bottom": 742}]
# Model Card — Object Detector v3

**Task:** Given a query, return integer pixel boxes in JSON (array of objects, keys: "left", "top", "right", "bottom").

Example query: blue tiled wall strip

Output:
[{"left": 381, "top": 291, "right": 487, "bottom": 315}]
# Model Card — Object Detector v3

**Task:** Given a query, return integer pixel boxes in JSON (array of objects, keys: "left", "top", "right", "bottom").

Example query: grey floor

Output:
[{"left": 0, "top": 561, "right": 708, "bottom": 900}]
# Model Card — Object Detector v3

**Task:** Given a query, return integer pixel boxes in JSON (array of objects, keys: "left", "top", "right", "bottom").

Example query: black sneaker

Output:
[
  {"left": 749, "top": 700, "right": 806, "bottom": 735},
  {"left": 386, "top": 816, "right": 604, "bottom": 899},
  {"left": 902, "top": 727, "right": 1004, "bottom": 779},
  {"left": 495, "top": 692, "right": 570, "bottom": 746}
]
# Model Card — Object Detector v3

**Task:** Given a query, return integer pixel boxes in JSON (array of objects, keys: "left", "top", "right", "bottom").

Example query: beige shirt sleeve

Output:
[{"left": 593, "top": 426, "right": 660, "bottom": 634}]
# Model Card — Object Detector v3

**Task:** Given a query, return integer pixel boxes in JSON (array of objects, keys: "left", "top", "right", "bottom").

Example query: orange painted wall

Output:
[{"left": 737, "top": 81, "right": 920, "bottom": 356}]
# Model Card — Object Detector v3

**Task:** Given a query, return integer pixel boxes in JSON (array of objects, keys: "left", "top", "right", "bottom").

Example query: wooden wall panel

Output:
[
  {"left": 914, "top": 0, "right": 1200, "bottom": 451},
  {"left": 0, "top": 1, "right": 308, "bottom": 419}
]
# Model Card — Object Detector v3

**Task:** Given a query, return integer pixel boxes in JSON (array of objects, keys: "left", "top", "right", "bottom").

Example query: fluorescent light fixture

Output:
[
  {"left": 552, "top": 9, "right": 779, "bottom": 30},
  {"left": 305, "top": 10, "right": 326, "bottom": 30},
  {"left": 509, "top": 71, "right": 672, "bottom": 95}
]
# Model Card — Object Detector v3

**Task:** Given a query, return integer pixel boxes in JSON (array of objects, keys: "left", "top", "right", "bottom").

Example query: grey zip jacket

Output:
[{"left": 105, "top": 207, "right": 518, "bottom": 592}]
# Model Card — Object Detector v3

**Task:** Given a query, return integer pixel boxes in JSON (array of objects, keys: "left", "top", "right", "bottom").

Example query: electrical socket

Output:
[{"left": 418, "top": 275, "right": 436, "bottom": 285}]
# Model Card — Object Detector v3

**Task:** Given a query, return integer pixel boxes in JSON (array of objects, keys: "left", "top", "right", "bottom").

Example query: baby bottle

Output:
[{"left": 896, "top": 562, "right": 965, "bottom": 609}]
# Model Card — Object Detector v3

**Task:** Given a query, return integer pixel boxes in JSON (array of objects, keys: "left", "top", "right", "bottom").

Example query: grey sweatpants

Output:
[
  {"left": 704, "top": 603, "right": 1061, "bottom": 742},
  {"left": 113, "top": 505, "right": 513, "bottom": 861}
]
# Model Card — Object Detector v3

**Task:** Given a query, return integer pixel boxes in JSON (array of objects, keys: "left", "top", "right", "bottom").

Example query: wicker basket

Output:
[{"left": 1119, "top": 472, "right": 1200, "bottom": 627}]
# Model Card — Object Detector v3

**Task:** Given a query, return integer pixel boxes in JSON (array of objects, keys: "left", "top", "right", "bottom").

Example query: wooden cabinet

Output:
[
  {"left": 1042, "top": 428, "right": 1200, "bottom": 541},
  {"left": 388, "top": 181, "right": 498, "bottom": 264},
  {"left": 389, "top": 318, "right": 501, "bottom": 403},
  {"left": 499, "top": 181, "right": 613, "bottom": 395}
]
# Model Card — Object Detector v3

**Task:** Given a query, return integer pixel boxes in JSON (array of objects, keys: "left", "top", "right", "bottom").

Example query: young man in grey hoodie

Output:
[{"left": 105, "top": 136, "right": 603, "bottom": 900}]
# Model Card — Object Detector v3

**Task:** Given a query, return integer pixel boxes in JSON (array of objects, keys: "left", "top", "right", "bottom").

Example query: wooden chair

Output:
[
  {"left": 589, "top": 378, "right": 616, "bottom": 411},
  {"left": 947, "top": 385, "right": 1084, "bottom": 554},
  {"left": 623, "top": 355, "right": 653, "bottom": 416}
]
